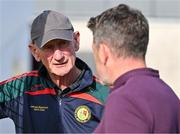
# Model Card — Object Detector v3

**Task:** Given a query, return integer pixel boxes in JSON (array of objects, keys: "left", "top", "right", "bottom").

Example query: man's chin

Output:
[
  {"left": 51, "top": 71, "right": 67, "bottom": 77},
  {"left": 102, "top": 81, "right": 113, "bottom": 87},
  {"left": 99, "top": 77, "right": 113, "bottom": 87}
]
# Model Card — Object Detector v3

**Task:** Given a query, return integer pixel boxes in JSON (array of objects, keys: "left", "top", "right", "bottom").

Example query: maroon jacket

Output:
[{"left": 95, "top": 68, "right": 180, "bottom": 133}]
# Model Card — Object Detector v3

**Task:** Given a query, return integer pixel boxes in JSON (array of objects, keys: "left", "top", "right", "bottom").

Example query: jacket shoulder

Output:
[
  {"left": 87, "top": 76, "right": 109, "bottom": 105},
  {"left": 0, "top": 70, "right": 39, "bottom": 86},
  {"left": 0, "top": 70, "right": 39, "bottom": 102}
]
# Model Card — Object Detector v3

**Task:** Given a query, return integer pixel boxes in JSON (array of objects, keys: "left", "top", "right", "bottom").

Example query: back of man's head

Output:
[{"left": 87, "top": 4, "right": 149, "bottom": 60}]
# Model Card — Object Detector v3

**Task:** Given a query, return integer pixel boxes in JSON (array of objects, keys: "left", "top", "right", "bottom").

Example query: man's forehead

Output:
[{"left": 43, "top": 39, "right": 71, "bottom": 46}]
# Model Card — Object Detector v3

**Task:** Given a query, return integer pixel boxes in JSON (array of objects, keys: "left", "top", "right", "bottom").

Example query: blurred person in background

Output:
[
  {"left": 87, "top": 4, "right": 180, "bottom": 133},
  {"left": 0, "top": 10, "right": 109, "bottom": 133}
]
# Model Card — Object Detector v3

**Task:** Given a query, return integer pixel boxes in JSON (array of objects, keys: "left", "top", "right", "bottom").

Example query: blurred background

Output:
[{"left": 0, "top": 0, "right": 180, "bottom": 133}]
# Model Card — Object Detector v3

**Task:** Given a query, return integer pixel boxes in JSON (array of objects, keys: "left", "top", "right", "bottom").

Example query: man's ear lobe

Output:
[
  {"left": 73, "top": 31, "right": 80, "bottom": 51},
  {"left": 29, "top": 44, "right": 41, "bottom": 62},
  {"left": 99, "top": 43, "right": 109, "bottom": 66}
]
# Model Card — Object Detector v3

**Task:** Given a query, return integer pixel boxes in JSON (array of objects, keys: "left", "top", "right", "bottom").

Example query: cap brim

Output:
[{"left": 35, "top": 29, "right": 73, "bottom": 48}]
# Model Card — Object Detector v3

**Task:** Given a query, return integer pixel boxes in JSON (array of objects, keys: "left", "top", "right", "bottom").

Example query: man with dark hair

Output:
[
  {"left": 87, "top": 4, "right": 180, "bottom": 133},
  {"left": 0, "top": 10, "right": 109, "bottom": 133}
]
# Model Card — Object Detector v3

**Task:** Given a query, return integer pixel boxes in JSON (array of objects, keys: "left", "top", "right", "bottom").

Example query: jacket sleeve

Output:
[
  {"left": 0, "top": 81, "right": 8, "bottom": 119},
  {"left": 0, "top": 78, "right": 20, "bottom": 119}
]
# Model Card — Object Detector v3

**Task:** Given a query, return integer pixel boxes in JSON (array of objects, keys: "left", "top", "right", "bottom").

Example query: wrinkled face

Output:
[
  {"left": 41, "top": 39, "right": 77, "bottom": 76},
  {"left": 92, "top": 44, "right": 111, "bottom": 86},
  {"left": 31, "top": 37, "right": 79, "bottom": 77}
]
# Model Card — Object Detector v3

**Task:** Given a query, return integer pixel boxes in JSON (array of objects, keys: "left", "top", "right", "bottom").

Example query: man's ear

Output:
[
  {"left": 98, "top": 43, "right": 110, "bottom": 66},
  {"left": 73, "top": 31, "right": 80, "bottom": 51},
  {"left": 29, "top": 44, "right": 41, "bottom": 62}
]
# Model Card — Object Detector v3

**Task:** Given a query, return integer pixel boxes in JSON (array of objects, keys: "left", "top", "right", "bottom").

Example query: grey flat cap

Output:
[{"left": 31, "top": 10, "right": 74, "bottom": 48}]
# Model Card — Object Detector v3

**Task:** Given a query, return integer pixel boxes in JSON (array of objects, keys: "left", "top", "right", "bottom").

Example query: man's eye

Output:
[{"left": 43, "top": 45, "right": 53, "bottom": 50}]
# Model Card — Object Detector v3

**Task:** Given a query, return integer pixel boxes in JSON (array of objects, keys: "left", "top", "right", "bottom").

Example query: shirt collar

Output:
[{"left": 111, "top": 68, "right": 159, "bottom": 91}]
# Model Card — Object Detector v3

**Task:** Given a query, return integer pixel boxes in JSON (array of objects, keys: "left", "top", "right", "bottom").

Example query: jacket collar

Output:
[{"left": 38, "top": 57, "right": 93, "bottom": 95}]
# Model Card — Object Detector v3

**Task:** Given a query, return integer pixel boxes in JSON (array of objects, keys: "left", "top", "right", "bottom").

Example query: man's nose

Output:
[{"left": 54, "top": 49, "right": 64, "bottom": 60}]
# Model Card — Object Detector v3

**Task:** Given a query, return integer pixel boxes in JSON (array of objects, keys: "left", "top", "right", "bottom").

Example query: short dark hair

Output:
[{"left": 87, "top": 4, "right": 149, "bottom": 59}]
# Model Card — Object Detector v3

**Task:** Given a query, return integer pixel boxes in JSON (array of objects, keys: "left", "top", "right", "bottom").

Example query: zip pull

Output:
[
  {"left": 57, "top": 96, "right": 62, "bottom": 106},
  {"left": 56, "top": 89, "right": 63, "bottom": 106},
  {"left": 59, "top": 98, "right": 62, "bottom": 105}
]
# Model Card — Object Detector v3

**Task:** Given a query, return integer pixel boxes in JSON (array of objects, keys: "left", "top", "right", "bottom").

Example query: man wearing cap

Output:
[{"left": 0, "top": 10, "right": 109, "bottom": 133}]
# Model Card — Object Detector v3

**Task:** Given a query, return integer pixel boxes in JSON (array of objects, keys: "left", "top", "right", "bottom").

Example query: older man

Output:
[{"left": 0, "top": 10, "right": 109, "bottom": 133}]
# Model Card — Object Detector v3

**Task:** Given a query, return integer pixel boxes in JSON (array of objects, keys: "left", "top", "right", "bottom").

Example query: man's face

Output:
[
  {"left": 37, "top": 39, "right": 78, "bottom": 77},
  {"left": 92, "top": 44, "right": 110, "bottom": 86}
]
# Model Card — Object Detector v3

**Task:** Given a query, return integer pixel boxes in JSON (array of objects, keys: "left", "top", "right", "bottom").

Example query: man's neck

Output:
[{"left": 109, "top": 57, "right": 146, "bottom": 84}]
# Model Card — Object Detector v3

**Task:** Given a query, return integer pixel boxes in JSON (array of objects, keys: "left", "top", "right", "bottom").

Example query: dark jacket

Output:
[{"left": 0, "top": 58, "right": 109, "bottom": 133}]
